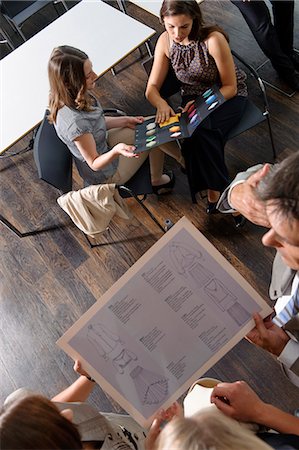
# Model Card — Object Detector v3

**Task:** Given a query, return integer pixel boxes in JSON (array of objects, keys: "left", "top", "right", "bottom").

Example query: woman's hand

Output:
[
  {"left": 145, "top": 402, "right": 183, "bottom": 450},
  {"left": 180, "top": 100, "right": 195, "bottom": 113},
  {"left": 113, "top": 143, "right": 139, "bottom": 158},
  {"left": 74, "top": 360, "right": 91, "bottom": 378},
  {"left": 125, "top": 116, "right": 144, "bottom": 129},
  {"left": 155, "top": 100, "right": 176, "bottom": 123}
]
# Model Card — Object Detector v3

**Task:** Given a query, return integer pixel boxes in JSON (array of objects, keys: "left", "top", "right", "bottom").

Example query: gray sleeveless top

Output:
[
  {"left": 55, "top": 95, "right": 118, "bottom": 186},
  {"left": 170, "top": 39, "right": 247, "bottom": 97}
]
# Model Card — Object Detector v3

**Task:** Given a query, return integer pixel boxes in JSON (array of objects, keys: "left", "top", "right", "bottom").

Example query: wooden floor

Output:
[{"left": 1, "top": 0, "right": 299, "bottom": 415}]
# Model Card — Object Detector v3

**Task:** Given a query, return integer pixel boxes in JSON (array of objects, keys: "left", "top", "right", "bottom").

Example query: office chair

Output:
[
  {"left": 142, "top": 51, "right": 277, "bottom": 203},
  {"left": 0, "top": 0, "right": 68, "bottom": 44},
  {"left": 0, "top": 25, "right": 14, "bottom": 50},
  {"left": 32, "top": 110, "right": 166, "bottom": 247}
]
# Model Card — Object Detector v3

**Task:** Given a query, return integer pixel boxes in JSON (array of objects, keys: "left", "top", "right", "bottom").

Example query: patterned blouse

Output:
[{"left": 169, "top": 39, "right": 247, "bottom": 97}]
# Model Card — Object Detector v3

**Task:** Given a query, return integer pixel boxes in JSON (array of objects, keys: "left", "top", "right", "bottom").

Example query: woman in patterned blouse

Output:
[{"left": 146, "top": 0, "right": 248, "bottom": 220}]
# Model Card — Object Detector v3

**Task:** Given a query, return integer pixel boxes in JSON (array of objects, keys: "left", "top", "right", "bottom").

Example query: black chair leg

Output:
[
  {"left": 119, "top": 186, "right": 166, "bottom": 233},
  {"left": 0, "top": 214, "right": 60, "bottom": 237},
  {"left": 265, "top": 114, "right": 277, "bottom": 160},
  {"left": 83, "top": 186, "right": 166, "bottom": 249}
]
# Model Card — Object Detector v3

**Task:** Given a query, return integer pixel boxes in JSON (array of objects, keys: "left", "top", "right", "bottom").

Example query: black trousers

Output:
[
  {"left": 181, "top": 96, "right": 247, "bottom": 198},
  {"left": 258, "top": 432, "right": 299, "bottom": 450},
  {"left": 231, "top": 0, "right": 295, "bottom": 75}
]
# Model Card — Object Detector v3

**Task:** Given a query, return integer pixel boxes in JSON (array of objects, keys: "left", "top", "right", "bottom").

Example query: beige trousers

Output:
[{"left": 107, "top": 124, "right": 183, "bottom": 185}]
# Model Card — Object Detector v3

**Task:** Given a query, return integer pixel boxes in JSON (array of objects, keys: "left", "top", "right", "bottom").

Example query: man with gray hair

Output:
[{"left": 218, "top": 152, "right": 299, "bottom": 387}]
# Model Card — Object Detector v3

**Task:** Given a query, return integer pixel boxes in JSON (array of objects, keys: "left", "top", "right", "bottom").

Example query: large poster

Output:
[{"left": 58, "top": 217, "right": 272, "bottom": 427}]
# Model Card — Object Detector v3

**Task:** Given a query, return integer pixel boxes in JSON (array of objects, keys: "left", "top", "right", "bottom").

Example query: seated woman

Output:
[
  {"left": 146, "top": 0, "right": 248, "bottom": 219},
  {"left": 48, "top": 46, "right": 183, "bottom": 194}
]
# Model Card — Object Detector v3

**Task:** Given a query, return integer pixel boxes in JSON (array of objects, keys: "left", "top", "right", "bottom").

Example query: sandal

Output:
[{"left": 152, "top": 171, "right": 175, "bottom": 195}]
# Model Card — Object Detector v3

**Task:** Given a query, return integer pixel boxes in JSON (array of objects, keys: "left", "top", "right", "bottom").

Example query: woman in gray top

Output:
[{"left": 48, "top": 46, "right": 183, "bottom": 192}]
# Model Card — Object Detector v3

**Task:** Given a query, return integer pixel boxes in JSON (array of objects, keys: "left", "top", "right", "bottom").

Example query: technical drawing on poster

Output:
[
  {"left": 169, "top": 241, "right": 213, "bottom": 287},
  {"left": 87, "top": 323, "right": 137, "bottom": 374},
  {"left": 130, "top": 365, "right": 169, "bottom": 405}
]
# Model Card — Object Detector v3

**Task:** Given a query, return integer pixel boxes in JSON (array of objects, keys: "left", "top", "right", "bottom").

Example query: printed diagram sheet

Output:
[{"left": 58, "top": 217, "right": 272, "bottom": 427}]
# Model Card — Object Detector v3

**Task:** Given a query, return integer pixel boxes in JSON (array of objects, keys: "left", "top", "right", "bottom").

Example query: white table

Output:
[
  {"left": 0, "top": 0, "right": 155, "bottom": 154},
  {"left": 129, "top": 0, "right": 162, "bottom": 16},
  {"left": 128, "top": 0, "right": 204, "bottom": 17}
]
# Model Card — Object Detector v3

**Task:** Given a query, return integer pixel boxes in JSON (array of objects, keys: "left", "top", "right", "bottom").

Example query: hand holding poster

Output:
[{"left": 57, "top": 217, "right": 272, "bottom": 427}]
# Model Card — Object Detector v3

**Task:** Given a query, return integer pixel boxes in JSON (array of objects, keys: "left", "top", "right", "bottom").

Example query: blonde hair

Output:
[{"left": 156, "top": 409, "right": 272, "bottom": 450}]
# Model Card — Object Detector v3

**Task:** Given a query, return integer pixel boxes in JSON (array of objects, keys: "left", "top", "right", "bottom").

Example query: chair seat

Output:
[
  {"left": 13, "top": 1, "right": 52, "bottom": 25},
  {"left": 227, "top": 99, "right": 266, "bottom": 140},
  {"left": 1, "top": 1, "right": 52, "bottom": 25}
]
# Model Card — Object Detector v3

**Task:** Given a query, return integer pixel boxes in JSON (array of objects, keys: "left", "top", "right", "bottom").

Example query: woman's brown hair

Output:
[
  {"left": 160, "top": 0, "right": 228, "bottom": 42},
  {"left": 0, "top": 395, "right": 82, "bottom": 449},
  {"left": 48, "top": 45, "right": 93, "bottom": 123}
]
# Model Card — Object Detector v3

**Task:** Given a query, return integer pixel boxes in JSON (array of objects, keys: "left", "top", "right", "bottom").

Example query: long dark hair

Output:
[
  {"left": 160, "top": 0, "right": 228, "bottom": 42},
  {"left": 48, "top": 45, "right": 93, "bottom": 123}
]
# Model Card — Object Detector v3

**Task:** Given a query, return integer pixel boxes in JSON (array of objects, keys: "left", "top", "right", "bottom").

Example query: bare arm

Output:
[
  {"left": 74, "top": 133, "right": 138, "bottom": 172},
  {"left": 207, "top": 32, "right": 238, "bottom": 99},
  {"left": 211, "top": 381, "right": 299, "bottom": 436},
  {"left": 51, "top": 361, "right": 96, "bottom": 403},
  {"left": 105, "top": 115, "right": 144, "bottom": 130},
  {"left": 51, "top": 375, "right": 95, "bottom": 403},
  {"left": 145, "top": 32, "right": 176, "bottom": 123}
]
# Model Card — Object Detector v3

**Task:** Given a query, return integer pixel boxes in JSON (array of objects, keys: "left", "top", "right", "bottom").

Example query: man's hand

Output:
[
  {"left": 246, "top": 313, "right": 290, "bottom": 356},
  {"left": 230, "top": 164, "right": 271, "bottom": 227},
  {"left": 211, "top": 381, "right": 265, "bottom": 423}
]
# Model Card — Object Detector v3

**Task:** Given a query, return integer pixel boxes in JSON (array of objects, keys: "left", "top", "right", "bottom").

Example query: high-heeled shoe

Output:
[
  {"left": 152, "top": 171, "right": 175, "bottom": 195},
  {"left": 206, "top": 201, "right": 219, "bottom": 214},
  {"left": 233, "top": 214, "right": 247, "bottom": 228}
]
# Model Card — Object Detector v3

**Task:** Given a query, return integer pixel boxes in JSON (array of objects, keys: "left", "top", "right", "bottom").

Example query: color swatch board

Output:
[{"left": 134, "top": 86, "right": 226, "bottom": 153}]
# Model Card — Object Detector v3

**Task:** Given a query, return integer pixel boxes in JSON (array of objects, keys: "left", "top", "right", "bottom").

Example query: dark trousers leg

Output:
[
  {"left": 230, "top": 0, "right": 295, "bottom": 74},
  {"left": 271, "top": 0, "right": 294, "bottom": 55},
  {"left": 182, "top": 96, "right": 247, "bottom": 196}
]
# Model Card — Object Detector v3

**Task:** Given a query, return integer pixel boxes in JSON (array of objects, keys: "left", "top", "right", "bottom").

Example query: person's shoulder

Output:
[
  {"left": 156, "top": 31, "right": 169, "bottom": 49},
  {"left": 56, "top": 105, "right": 81, "bottom": 128},
  {"left": 206, "top": 30, "right": 227, "bottom": 46},
  {"left": 57, "top": 105, "right": 77, "bottom": 120},
  {"left": 206, "top": 31, "right": 230, "bottom": 56}
]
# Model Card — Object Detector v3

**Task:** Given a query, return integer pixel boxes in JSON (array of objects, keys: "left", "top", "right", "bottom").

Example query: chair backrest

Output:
[
  {"left": 33, "top": 110, "right": 72, "bottom": 193},
  {"left": 227, "top": 99, "right": 266, "bottom": 140}
]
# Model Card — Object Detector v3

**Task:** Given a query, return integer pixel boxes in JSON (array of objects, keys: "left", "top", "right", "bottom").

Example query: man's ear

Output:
[{"left": 60, "top": 408, "right": 74, "bottom": 422}]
